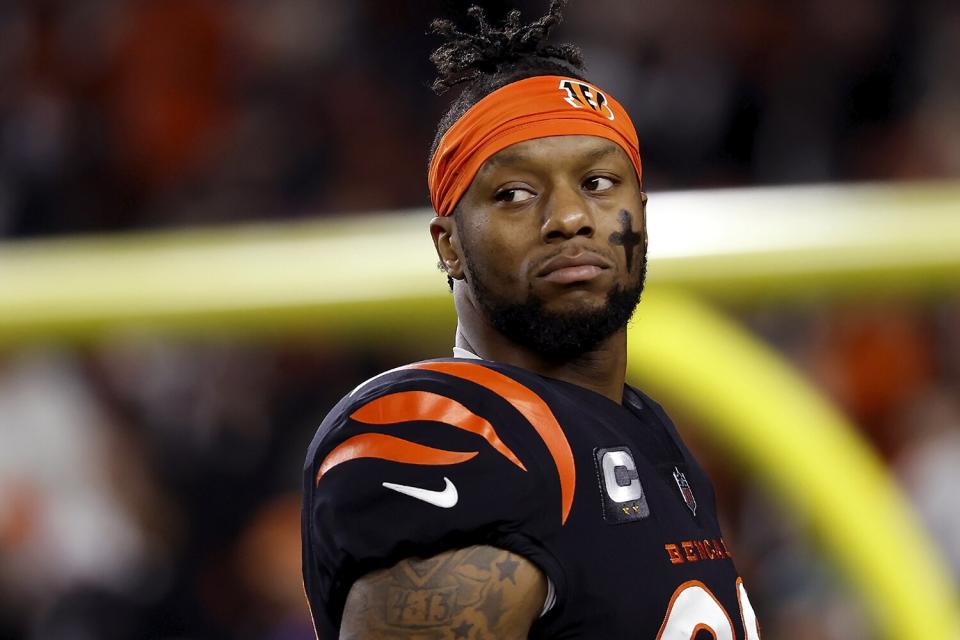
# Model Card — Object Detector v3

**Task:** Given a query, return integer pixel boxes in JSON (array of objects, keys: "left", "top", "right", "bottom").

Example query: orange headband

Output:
[{"left": 428, "top": 75, "right": 642, "bottom": 217}]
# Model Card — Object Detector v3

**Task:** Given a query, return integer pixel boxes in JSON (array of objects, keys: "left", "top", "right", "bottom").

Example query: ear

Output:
[{"left": 430, "top": 216, "right": 466, "bottom": 281}]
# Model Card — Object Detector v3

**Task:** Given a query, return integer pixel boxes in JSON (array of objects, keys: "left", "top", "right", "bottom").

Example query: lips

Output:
[{"left": 537, "top": 252, "right": 612, "bottom": 284}]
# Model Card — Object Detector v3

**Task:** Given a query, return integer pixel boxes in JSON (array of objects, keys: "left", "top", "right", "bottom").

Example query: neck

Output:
[{"left": 453, "top": 292, "right": 628, "bottom": 404}]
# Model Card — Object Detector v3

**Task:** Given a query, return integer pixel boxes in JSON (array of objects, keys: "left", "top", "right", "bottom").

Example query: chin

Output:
[
  {"left": 540, "top": 286, "right": 612, "bottom": 312},
  {"left": 543, "top": 299, "right": 608, "bottom": 317}
]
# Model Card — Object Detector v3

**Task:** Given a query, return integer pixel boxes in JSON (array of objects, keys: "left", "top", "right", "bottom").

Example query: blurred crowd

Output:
[
  {"left": 708, "top": 301, "right": 960, "bottom": 639},
  {"left": 0, "top": 338, "right": 398, "bottom": 639},
  {"left": 0, "top": 0, "right": 958, "bottom": 639},
  {"left": 0, "top": 0, "right": 958, "bottom": 239}
]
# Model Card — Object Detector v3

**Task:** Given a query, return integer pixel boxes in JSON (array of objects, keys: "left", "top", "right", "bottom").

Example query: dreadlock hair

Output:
[
  {"left": 428, "top": 1, "right": 588, "bottom": 289},
  {"left": 428, "top": 0, "right": 586, "bottom": 161}
]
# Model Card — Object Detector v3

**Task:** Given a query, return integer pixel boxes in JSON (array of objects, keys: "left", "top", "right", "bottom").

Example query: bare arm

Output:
[{"left": 340, "top": 545, "right": 547, "bottom": 640}]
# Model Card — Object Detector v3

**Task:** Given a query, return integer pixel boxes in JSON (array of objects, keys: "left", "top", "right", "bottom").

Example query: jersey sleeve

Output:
[{"left": 301, "top": 362, "right": 565, "bottom": 636}]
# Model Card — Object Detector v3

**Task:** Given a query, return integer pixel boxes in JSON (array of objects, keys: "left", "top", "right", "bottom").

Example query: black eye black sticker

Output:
[{"left": 609, "top": 209, "right": 643, "bottom": 272}]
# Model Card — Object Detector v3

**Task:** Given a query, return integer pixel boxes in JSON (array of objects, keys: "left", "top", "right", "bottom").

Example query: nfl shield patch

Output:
[{"left": 673, "top": 466, "right": 697, "bottom": 516}]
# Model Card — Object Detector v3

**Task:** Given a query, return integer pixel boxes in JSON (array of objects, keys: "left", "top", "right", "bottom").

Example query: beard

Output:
[{"left": 464, "top": 254, "right": 647, "bottom": 362}]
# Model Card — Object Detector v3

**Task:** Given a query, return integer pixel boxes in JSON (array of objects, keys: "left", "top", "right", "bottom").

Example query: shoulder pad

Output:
[
  {"left": 312, "top": 360, "right": 539, "bottom": 473},
  {"left": 307, "top": 359, "right": 575, "bottom": 524}
]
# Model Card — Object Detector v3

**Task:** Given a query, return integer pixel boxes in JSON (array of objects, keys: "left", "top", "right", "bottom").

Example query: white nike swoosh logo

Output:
[{"left": 382, "top": 477, "right": 458, "bottom": 508}]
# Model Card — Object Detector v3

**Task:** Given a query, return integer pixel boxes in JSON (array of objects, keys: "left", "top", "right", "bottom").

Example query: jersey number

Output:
[{"left": 657, "top": 578, "right": 760, "bottom": 639}]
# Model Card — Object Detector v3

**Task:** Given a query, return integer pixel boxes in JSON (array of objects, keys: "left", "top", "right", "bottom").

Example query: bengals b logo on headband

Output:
[{"left": 559, "top": 79, "right": 615, "bottom": 121}]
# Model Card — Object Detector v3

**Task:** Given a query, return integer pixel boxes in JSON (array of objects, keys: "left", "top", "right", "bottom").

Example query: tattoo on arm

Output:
[{"left": 340, "top": 545, "right": 547, "bottom": 640}]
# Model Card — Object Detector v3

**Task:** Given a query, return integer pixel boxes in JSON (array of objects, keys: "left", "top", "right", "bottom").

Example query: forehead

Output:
[{"left": 478, "top": 135, "right": 628, "bottom": 176}]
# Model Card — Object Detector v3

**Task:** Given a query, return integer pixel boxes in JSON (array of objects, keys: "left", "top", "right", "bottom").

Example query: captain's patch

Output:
[{"left": 594, "top": 446, "right": 650, "bottom": 524}]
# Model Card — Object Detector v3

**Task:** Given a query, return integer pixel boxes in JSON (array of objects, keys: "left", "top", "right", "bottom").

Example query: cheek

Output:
[{"left": 464, "top": 228, "right": 530, "bottom": 290}]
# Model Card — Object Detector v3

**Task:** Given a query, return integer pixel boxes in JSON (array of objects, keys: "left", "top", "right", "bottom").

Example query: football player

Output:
[{"left": 303, "top": 2, "right": 761, "bottom": 638}]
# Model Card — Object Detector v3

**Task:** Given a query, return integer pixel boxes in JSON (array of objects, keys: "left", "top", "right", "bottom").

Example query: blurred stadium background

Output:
[{"left": 1, "top": 1, "right": 959, "bottom": 639}]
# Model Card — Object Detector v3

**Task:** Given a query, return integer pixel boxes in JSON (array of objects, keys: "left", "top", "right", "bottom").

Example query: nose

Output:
[{"left": 540, "top": 183, "right": 594, "bottom": 242}]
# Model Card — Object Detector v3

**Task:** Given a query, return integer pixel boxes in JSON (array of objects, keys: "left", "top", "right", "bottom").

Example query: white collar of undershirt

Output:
[{"left": 452, "top": 346, "right": 482, "bottom": 360}]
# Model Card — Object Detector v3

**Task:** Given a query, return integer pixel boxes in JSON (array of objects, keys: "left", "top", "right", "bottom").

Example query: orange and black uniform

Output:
[{"left": 302, "top": 358, "right": 760, "bottom": 638}]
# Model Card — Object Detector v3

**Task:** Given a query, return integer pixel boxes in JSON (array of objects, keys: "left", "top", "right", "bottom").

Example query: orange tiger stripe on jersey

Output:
[
  {"left": 315, "top": 433, "right": 477, "bottom": 484},
  {"left": 408, "top": 361, "right": 577, "bottom": 525},
  {"left": 351, "top": 390, "right": 527, "bottom": 471}
]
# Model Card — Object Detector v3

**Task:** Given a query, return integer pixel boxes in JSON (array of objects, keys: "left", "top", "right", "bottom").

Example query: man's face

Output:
[{"left": 443, "top": 135, "right": 648, "bottom": 360}]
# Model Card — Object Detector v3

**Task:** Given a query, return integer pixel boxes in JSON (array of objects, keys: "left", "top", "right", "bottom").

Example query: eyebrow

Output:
[
  {"left": 577, "top": 144, "right": 621, "bottom": 166},
  {"left": 485, "top": 141, "right": 621, "bottom": 169}
]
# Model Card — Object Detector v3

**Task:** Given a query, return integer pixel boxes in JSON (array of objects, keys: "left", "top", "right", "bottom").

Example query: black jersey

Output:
[{"left": 302, "top": 358, "right": 761, "bottom": 639}]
